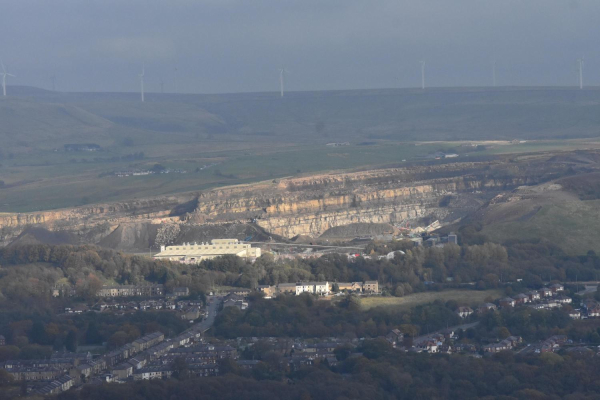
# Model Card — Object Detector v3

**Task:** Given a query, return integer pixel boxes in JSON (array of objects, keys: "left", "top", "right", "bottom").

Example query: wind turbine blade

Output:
[{"left": 6, "top": 73, "right": 15, "bottom": 77}]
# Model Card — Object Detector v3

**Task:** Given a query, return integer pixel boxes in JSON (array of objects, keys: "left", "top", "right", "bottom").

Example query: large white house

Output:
[
  {"left": 153, "top": 239, "right": 261, "bottom": 264},
  {"left": 295, "top": 282, "right": 330, "bottom": 296}
]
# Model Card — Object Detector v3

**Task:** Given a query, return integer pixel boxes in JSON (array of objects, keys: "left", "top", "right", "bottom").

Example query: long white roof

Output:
[{"left": 155, "top": 248, "right": 247, "bottom": 257}]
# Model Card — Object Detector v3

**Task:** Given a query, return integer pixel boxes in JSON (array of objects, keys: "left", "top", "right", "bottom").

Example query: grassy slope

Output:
[
  {"left": 360, "top": 289, "right": 503, "bottom": 311},
  {"left": 482, "top": 200, "right": 600, "bottom": 255}
]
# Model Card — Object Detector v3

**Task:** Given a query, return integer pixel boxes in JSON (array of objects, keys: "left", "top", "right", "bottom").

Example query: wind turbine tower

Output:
[
  {"left": 1, "top": 62, "right": 16, "bottom": 97},
  {"left": 279, "top": 67, "right": 287, "bottom": 97},
  {"left": 139, "top": 65, "right": 145, "bottom": 102},
  {"left": 578, "top": 58, "right": 584, "bottom": 90},
  {"left": 420, "top": 61, "right": 426, "bottom": 89}
]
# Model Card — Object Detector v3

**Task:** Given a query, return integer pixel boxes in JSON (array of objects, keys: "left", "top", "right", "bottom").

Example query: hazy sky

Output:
[{"left": 1, "top": 0, "right": 599, "bottom": 93}]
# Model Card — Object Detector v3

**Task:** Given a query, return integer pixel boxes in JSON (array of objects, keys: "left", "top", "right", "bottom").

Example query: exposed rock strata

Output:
[{"left": 0, "top": 154, "right": 586, "bottom": 247}]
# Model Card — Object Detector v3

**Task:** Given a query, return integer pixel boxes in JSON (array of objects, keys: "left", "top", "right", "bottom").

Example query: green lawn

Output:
[{"left": 360, "top": 289, "right": 504, "bottom": 311}]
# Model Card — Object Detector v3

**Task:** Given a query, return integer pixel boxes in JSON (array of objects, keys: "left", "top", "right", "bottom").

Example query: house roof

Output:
[
  {"left": 456, "top": 307, "right": 473, "bottom": 312},
  {"left": 113, "top": 363, "right": 133, "bottom": 371}
]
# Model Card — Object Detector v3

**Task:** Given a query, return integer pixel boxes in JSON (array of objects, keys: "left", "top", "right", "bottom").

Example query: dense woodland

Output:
[
  {"left": 0, "top": 311, "right": 188, "bottom": 363},
  {"left": 214, "top": 290, "right": 600, "bottom": 344},
  {"left": 214, "top": 293, "right": 460, "bottom": 339},
  {"left": 2, "top": 233, "right": 600, "bottom": 306}
]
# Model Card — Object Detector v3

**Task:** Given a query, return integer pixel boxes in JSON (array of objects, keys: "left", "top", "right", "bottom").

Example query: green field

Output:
[
  {"left": 3, "top": 86, "right": 600, "bottom": 212},
  {"left": 360, "top": 289, "right": 504, "bottom": 311},
  {"left": 482, "top": 200, "right": 600, "bottom": 255},
  {"left": 4, "top": 137, "right": 600, "bottom": 213},
  {"left": 0, "top": 142, "right": 446, "bottom": 212}
]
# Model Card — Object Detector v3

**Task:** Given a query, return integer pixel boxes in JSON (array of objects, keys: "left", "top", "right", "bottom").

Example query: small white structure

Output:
[
  {"left": 569, "top": 310, "right": 581, "bottom": 319},
  {"left": 386, "top": 250, "right": 405, "bottom": 260},
  {"left": 456, "top": 306, "right": 473, "bottom": 318}
]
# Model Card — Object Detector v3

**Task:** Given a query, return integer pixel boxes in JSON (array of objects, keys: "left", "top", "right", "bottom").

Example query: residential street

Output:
[{"left": 193, "top": 296, "right": 223, "bottom": 333}]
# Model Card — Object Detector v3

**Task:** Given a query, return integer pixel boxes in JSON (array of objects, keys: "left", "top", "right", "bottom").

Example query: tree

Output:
[
  {"left": 360, "top": 338, "right": 392, "bottom": 359},
  {"left": 394, "top": 286, "right": 405, "bottom": 297},
  {"left": 0, "top": 346, "right": 19, "bottom": 362},
  {"left": 86, "top": 321, "right": 102, "bottom": 344},
  {"left": 0, "top": 369, "right": 14, "bottom": 387},
  {"left": 497, "top": 327, "right": 511, "bottom": 339},
  {"left": 334, "top": 344, "right": 353, "bottom": 361},
  {"left": 340, "top": 295, "right": 361, "bottom": 312},
  {"left": 252, "top": 361, "right": 282, "bottom": 381},
  {"left": 218, "top": 358, "right": 240, "bottom": 375},
  {"left": 172, "top": 357, "right": 190, "bottom": 380},
  {"left": 31, "top": 320, "right": 47, "bottom": 345},
  {"left": 108, "top": 331, "right": 129, "bottom": 348},
  {"left": 151, "top": 164, "right": 167, "bottom": 173},
  {"left": 19, "top": 344, "right": 52, "bottom": 359},
  {"left": 65, "top": 330, "right": 78, "bottom": 352}
]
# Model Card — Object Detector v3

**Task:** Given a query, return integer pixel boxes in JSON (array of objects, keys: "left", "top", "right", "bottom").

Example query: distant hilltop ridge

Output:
[
  {"left": 4, "top": 84, "right": 600, "bottom": 96},
  {"left": 3, "top": 85, "right": 600, "bottom": 152}
]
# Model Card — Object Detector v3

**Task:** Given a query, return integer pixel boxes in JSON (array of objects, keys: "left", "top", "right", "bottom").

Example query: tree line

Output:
[{"left": 2, "top": 235, "right": 600, "bottom": 306}]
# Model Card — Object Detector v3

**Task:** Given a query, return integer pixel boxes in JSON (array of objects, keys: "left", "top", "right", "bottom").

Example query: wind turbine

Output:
[
  {"left": 139, "top": 64, "right": 145, "bottom": 102},
  {"left": 1, "top": 61, "right": 16, "bottom": 97},
  {"left": 578, "top": 58, "right": 584, "bottom": 89},
  {"left": 420, "top": 61, "right": 426, "bottom": 89},
  {"left": 279, "top": 67, "right": 288, "bottom": 97}
]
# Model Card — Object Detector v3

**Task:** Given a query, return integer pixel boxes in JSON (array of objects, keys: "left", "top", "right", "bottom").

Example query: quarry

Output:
[{"left": 1, "top": 150, "right": 595, "bottom": 253}]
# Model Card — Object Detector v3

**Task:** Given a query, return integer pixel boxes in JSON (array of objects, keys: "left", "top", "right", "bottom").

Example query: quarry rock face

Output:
[{"left": 0, "top": 156, "right": 572, "bottom": 247}]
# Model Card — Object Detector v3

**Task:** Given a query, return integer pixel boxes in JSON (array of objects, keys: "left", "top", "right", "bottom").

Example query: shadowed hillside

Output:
[{"left": 3, "top": 86, "right": 600, "bottom": 152}]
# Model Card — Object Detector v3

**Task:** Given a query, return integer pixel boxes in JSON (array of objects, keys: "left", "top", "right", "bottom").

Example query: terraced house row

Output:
[{"left": 257, "top": 280, "right": 379, "bottom": 298}]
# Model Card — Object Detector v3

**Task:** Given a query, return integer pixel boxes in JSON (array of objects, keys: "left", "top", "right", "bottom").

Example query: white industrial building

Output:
[{"left": 153, "top": 239, "right": 261, "bottom": 264}]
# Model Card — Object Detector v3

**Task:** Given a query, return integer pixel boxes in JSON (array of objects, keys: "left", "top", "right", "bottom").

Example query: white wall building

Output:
[
  {"left": 154, "top": 239, "right": 261, "bottom": 264},
  {"left": 295, "top": 282, "right": 330, "bottom": 296}
]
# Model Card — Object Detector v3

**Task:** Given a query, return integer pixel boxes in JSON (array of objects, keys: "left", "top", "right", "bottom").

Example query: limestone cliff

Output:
[{"left": 0, "top": 153, "right": 585, "bottom": 247}]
